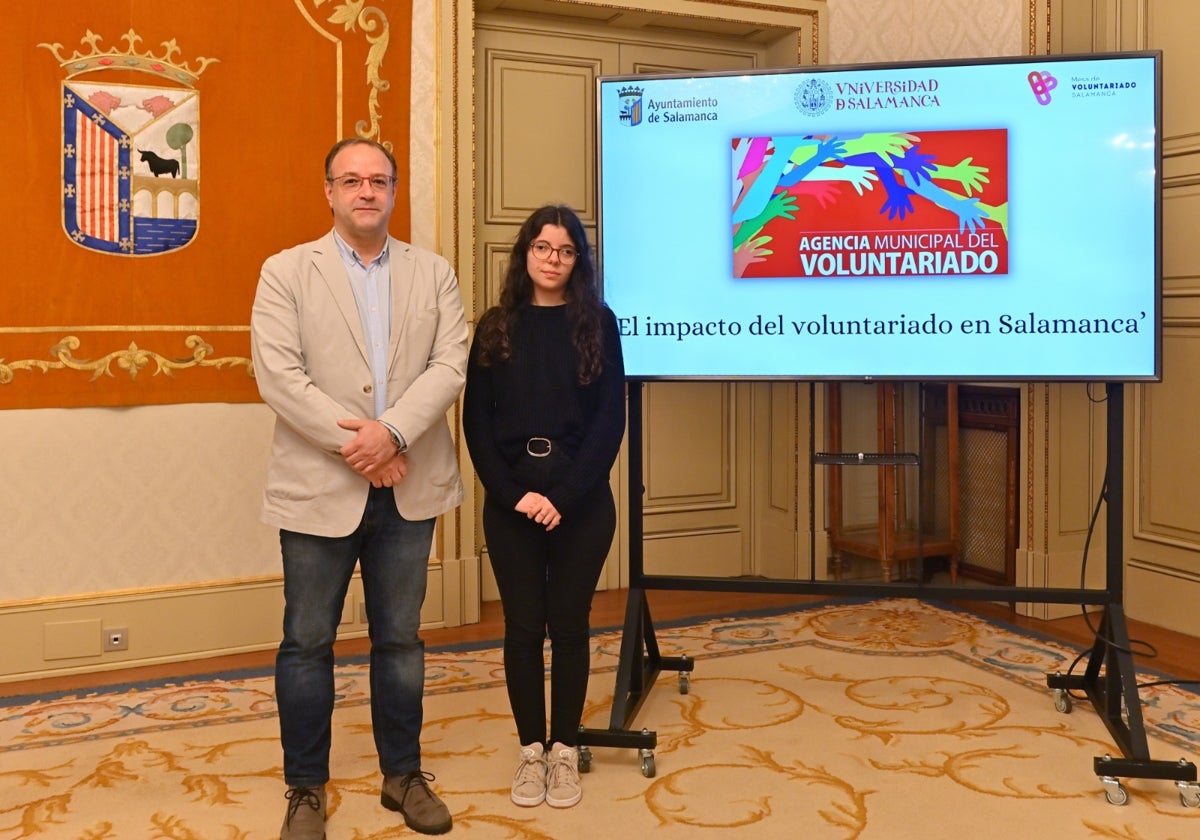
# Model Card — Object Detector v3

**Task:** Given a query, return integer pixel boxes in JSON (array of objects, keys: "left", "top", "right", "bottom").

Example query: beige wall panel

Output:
[
  {"left": 1163, "top": 186, "right": 1200, "bottom": 289},
  {"left": 0, "top": 570, "right": 446, "bottom": 683},
  {"left": 1137, "top": 334, "right": 1200, "bottom": 549},
  {"left": 474, "top": 22, "right": 618, "bottom": 337},
  {"left": 1112, "top": 0, "right": 1147, "bottom": 49},
  {"left": 767, "top": 386, "right": 794, "bottom": 513},
  {"left": 1059, "top": 3, "right": 1092, "bottom": 53},
  {"left": 753, "top": 382, "right": 810, "bottom": 580},
  {"left": 640, "top": 380, "right": 752, "bottom": 578},
  {"left": 644, "top": 382, "right": 733, "bottom": 507},
  {"left": 0, "top": 404, "right": 280, "bottom": 603},
  {"left": 1021, "top": 380, "right": 1106, "bottom": 615},
  {"left": 1148, "top": 1, "right": 1200, "bottom": 148},
  {"left": 482, "top": 242, "right": 512, "bottom": 312},
  {"left": 830, "top": 382, "right": 887, "bottom": 528},
  {"left": 1052, "top": 384, "right": 1101, "bottom": 539},
  {"left": 643, "top": 528, "right": 744, "bottom": 578},
  {"left": 485, "top": 55, "right": 595, "bottom": 218},
  {"left": 1163, "top": 147, "right": 1200, "bottom": 183},
  {"left": 619, "top": 41, "right": 759, "bottom": 74},
  {"left": 765, "top": 32, "right": 805, "bottom": 67},
  {"left": 1054, "top": 0, "right": 1138, "bottom": 53},
  {"left": 1125, "top": 561, "right": 1200, "bottom": 637}
]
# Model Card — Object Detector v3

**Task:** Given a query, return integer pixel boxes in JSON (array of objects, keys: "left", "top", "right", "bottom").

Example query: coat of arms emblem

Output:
[{"left": 41, "top": 31, "right": 217, "bottom": 256}]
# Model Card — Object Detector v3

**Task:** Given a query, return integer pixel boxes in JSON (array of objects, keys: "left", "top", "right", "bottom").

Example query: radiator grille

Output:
[
  {"left": 960, "top": 426, "right": 1010, "bottom": 577},
  {"left": 929, "top": 386, "right": 1018, "bottom": 584}
]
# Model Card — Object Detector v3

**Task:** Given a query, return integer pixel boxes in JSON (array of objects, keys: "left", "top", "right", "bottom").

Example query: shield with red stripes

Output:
[{"left": 61, "top": 81, "right": 200, "bottom": 256}]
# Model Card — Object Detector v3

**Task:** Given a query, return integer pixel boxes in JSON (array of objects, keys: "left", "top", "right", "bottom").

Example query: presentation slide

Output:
[{"left": 597, "top": 53, "right": 1160, "bottom": 381}]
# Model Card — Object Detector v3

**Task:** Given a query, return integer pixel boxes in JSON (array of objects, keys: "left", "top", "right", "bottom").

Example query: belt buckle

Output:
[{"left": 526, "top": 437, "right": 552, "bottom": 458}]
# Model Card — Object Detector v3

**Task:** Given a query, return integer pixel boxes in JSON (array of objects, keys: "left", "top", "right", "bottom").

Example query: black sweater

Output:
[{"left": 463, "top": 303, "right": 626, "bottom": 513}]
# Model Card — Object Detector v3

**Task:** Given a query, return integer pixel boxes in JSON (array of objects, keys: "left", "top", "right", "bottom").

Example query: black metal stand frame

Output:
[{"left": 580, "top": 380, "right": 1198, "bottom": 801}]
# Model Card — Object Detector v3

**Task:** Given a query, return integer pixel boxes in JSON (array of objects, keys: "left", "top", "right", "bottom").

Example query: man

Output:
[{"left": 251, "top": 138, "right": 467, "bottom": 838}]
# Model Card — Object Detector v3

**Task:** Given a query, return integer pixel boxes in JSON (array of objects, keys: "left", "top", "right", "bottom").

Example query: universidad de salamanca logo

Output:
[
  {"left": 40, "top": 30, "right": 218, "bottom": 256},
  {"left": 794, "top": 78, "right": 832, "bottom": 117}
]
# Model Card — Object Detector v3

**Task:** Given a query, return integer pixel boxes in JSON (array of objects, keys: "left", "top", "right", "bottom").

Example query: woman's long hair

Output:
[{"left": 475, "top": 204, "right": 606, "bottom": 384}]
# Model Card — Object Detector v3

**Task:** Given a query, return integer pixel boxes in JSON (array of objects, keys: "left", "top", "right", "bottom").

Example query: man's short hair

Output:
[{"left": 324, "top": 138, "right": 398, "bottom": 178}]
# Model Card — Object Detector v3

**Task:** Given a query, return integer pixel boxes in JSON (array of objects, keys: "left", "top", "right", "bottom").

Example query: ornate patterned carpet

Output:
[{"left": 2, "top": 598, "right": 1198, "bottom": 839}]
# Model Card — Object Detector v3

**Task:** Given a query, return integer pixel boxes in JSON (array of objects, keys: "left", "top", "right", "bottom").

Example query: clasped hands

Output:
[
  {"left": 338, "top": 418, "right": 407, "bottom": 488},
  {"left": 516, "top": 492, "right": 561, "bottom": 531}
]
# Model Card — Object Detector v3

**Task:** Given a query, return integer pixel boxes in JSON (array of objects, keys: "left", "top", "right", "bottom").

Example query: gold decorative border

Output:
[
  {"left": 298, "top": 0, "right": 394, "bottom": 147},
  {"left": 1023, "top": 382, "right": 1050, "bottom": 560},
  {"left": 0, "top": 334, "right": 252, "bottom": 385},
  {"left": 707, "top": 0, "right": 822, "bottom": 64},
  {"left": 1028, "top": 0, "right": 1053, "bottom": 56}
]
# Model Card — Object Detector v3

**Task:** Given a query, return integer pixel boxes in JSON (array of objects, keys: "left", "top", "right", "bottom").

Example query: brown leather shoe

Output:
[
  {"left": 280, "top": 785, "right": 326, "bottom": 840},
  {"left": 381, "top": 771, "right": 452, "bottom": 835}
]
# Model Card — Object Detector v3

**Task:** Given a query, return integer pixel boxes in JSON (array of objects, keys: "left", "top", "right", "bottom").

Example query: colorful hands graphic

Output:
[{"left": 731, "top": 130, "right": 1005, "bottom": 276}]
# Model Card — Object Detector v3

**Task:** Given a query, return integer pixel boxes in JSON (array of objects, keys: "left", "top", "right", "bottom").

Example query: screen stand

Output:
[
  {"left": 1045, "top": 382, "right": 1200, "bottom": 806},
  {"left": 576, "top": 381, "right": 692, "bottom": 779},
  {"left": 588, "top": 380, "right": 1197, "bottom": 804}
]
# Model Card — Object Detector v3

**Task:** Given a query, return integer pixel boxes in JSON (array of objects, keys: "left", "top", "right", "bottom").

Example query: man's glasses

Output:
[
  {"left": 327, "top": 174, "right": 397, "bottom": 193},
  {"left": 529, "top": 240, "right": 578, "bottom": 264}
]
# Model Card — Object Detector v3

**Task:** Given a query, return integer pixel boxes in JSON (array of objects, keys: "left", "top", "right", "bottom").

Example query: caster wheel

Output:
[
  {"left": 679, "top": 672, "right": 690, "bottom": 695},
  {"left": 1178, "top": 781, "right": 1200, "bottom": 808},
  {"left": 1053, "top": 690, "right": 1072, "bottom": 714},
  {"left": 578, "top": 746, "right": 593, "bottom": 774},
  {"left": 1101, "top": 776, "right": 1129, "bottom": 806},
  {"left": 639, "top": 749, "right": 656, "bottom": 778}
]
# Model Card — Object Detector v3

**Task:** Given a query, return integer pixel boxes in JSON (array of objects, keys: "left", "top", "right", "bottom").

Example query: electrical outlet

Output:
[{"left": 103, "top": 627, "right": 129, "bottom": 652}]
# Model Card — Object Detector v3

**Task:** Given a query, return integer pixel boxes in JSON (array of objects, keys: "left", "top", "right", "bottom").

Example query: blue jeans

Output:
[{"left": 276, "top": 486, "right": 435, "bottom": 787}]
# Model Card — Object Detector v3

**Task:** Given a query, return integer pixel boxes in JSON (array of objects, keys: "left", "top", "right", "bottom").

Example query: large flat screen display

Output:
[{"left": 597, "top": 52, "right": 1161, "bottom": 381}]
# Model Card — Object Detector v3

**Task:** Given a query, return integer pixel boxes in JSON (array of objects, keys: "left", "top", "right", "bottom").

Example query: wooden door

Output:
[{"left": 473, "top": 12, "right": 790, "bottom": 597}]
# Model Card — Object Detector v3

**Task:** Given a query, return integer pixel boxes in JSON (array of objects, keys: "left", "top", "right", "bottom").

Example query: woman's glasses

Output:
[{"left": 529, "top": 240, "right": 578, "bottom": 264}]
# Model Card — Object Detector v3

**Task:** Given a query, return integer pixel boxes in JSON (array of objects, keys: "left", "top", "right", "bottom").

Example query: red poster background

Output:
[{"left": 738, "top": 128, "right": 1009, "bottom": 280}]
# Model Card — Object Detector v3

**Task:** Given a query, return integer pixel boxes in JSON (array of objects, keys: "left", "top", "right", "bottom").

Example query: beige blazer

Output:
[{"left": 250, "top": 232, "right": 468, "bottom": 537}]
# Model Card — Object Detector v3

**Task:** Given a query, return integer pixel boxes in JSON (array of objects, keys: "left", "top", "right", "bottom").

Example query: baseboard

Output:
[
  {"left": 1, "top": 567, "right": 446, "bottom": 684},
  {"left": 1126, "top": 560, "right": 1200, "bottom": 637}
]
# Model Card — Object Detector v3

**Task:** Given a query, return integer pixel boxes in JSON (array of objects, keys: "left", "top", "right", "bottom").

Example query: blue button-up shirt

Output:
[{"left": 332, "top": 230, "right": 391, "bottom": 421}]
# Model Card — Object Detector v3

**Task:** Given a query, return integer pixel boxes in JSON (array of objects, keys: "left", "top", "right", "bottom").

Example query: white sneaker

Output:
[
  {"left": 545, "top": 742, "right": 582, "bottom": 808},
  {"left": 511, "top": 742, "right": 548, "bottom": 806}
]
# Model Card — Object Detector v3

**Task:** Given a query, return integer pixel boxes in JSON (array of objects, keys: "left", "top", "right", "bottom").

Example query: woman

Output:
[{"left": 463, "top": 204, "right": 625, "bottom": 809}]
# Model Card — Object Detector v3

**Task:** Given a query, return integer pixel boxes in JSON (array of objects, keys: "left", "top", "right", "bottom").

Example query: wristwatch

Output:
[
  {"left": 381, "top": 421, "right": 407, "bottom": 454},
  {"left": 389, "top": 428, "right": 408, "bottom": 454}
]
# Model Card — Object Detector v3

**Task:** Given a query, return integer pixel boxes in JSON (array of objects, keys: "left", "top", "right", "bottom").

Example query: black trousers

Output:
[{"left": 484, "top": 482, "right": 616, "bottom": 747}]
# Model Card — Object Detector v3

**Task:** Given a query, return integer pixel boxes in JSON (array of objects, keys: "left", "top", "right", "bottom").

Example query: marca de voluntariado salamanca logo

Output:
[
  {"left": 40, "top": 30, "right": 218, "bottom": 256},
  {"left": 619, "top": 85, "right": 718, "bottom": 126}
]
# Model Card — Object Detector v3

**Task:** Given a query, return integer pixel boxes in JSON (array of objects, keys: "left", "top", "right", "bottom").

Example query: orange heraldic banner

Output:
[{"left": 0, "top": 0, "right": 413, "bottom": 408}]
